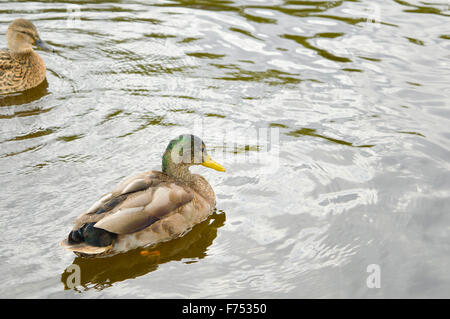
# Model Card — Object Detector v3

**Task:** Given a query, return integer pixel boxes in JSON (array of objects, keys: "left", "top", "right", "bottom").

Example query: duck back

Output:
[{"left": 0, "top": 49, "right": 46, "bottom": 94}]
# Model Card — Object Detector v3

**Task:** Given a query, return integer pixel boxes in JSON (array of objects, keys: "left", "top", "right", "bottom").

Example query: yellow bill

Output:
[{"left": 201, "top": 155, "right": 226, "bottom": 172}]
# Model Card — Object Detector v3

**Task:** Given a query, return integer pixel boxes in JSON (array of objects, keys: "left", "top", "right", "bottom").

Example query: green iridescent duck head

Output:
[{"left": 162, "top": 134, "right": 225, "bottom": 176}]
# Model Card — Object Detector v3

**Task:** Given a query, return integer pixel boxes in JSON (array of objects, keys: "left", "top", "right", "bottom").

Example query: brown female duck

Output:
[
  {"left": 60, "top": 135, "right": 226, "bottom": 258},
  {"left": 0, "top": 18, "right": 52, "bottom": 94}
]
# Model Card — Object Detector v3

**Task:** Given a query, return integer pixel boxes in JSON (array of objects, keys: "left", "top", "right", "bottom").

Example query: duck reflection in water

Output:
[
  {"left": 61, "top": 210, "right": 226, "bottom": 291},
  {"left": 0, "top": 79, "right": 49, "bottom": 107}
]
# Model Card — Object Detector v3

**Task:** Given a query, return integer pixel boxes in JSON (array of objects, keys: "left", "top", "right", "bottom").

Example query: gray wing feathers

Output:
[{"left": 94, "top": 185, "right": 194, "bottom": 234}]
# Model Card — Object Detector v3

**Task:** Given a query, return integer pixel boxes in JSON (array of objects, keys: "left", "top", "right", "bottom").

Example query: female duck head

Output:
[
  {"left": 6, "top": 18, "right": 53, "bottom": 54},
  {"left": 162, "top": 134, "right": 225, "bottom": 177}
]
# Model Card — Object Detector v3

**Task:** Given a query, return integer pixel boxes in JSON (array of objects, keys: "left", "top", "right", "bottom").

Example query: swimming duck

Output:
[
  {"left": 0, "top": 18, "right": 52, "bottom": 94},
  {"left": 60, "top": 135, "right": 225, "bottom": 258}
]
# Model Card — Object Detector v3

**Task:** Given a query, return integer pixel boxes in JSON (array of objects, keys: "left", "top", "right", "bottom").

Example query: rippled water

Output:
[{"left": 0, "top": 0, "right": 449, "bottom": 298}]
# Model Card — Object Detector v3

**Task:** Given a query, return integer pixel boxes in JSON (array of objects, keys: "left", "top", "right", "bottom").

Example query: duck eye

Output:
[{"left": 20, "top": 31, "right": 34, "bottom": 39}]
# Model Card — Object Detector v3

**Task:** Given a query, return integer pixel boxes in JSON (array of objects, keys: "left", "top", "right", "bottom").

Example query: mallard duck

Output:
[
  {"left": 60, "top": 135, "right": 225, "bottom": 258},
  {"left": 0, "top": 18, "right": 53, "bottom": 94}
]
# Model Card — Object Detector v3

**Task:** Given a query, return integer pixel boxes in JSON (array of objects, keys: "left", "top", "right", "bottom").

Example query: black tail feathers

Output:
[{"left": 68, "top": 223, "right": 117, "bottom": 247}]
